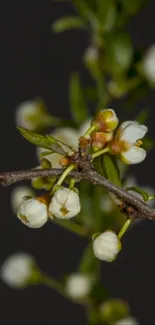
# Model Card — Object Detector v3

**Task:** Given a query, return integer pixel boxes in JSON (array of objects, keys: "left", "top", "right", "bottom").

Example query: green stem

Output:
[
  {"left": 41, "top": 274, "right": 68, "bottom": 299},
  {"left": 52, "top": 218, "right": 88, "bottom": 237},
  {"left": 56, "top": 164, "right": 75, "bottom": 186},
  {"left": 118, "top": 219, "right": 131, "bottom": 240},
  {"left": 84, "top": 125, "right": 96, "bottom": 138},
  {"left": 69, "top": 178, "right": 76, "bottom": 189},
  {"left": 91, "top": 147, "right": 109, "bottom": 160}
]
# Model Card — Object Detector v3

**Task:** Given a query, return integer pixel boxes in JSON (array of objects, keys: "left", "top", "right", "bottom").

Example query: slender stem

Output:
[
  {"left": 56, "top": 164, "right": 75, "bottom": 186},
  {"left": 84, "top": 125, "right": 96, "bottom": 138},
  {"left": 118, "top": 219, "right": 131, "bottom": 240},
  {"left": 41, "top": 274, "right": 68, "bottom": 299},
  {"left": 69, "top": 178, "right": 76, "bottom": 189},
  {"left": 52, "top": 218, "right": 88, "bottom": 237},
  {"left": 41, "top": 274, "right": 87, "bottom": 305},
  {"left": 91, "top": 147, "right": 109, "bottom": 159}
]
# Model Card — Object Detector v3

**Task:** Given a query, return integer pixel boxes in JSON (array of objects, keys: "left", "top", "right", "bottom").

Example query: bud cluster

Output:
[{"left": 17, "top": 186, "right": 81, "bottom": 229}]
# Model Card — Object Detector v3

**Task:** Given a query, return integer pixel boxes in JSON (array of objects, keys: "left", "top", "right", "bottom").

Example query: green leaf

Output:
[
  {"left": 101, "top": 154, "right": 122, "bottom": 186},
  {"left": 52, "top": 16, "right": 87, "bottom": 33},
  {"left": 97, "top": 0, "right": 116, "bottom": 32},
  {"left": 39, "top": 150, "right": 54, "bottom": 158},
  {"left": 135, "top": 108, "right": 149, "bottom": 124},
  {"left": 125, "top": 186, "right": 149, "bottom": 202},
  {"left": 119, "top": 0, "right": 147, "bottom": 15},
  {"left": 69, "top": 72, "right": 88, "bottom": 125},
  {"left": 142, "top": 137, "right": 154, "bottom": 151},
  {"left": 104, "top": 33, "right": 133, "bottom": 76},
  {"left": 17, "top": 127, "right": 73, "bottom": 155}
]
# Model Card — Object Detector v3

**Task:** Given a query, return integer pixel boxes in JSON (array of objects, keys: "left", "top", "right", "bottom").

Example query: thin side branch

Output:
[{"left": 0, "top": 167, "right": 155, "bottom": 220}]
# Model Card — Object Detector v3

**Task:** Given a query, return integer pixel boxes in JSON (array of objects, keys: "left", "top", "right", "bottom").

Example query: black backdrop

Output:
[{"left": 0, "top": 1, "right": 155, "bottom": 324}]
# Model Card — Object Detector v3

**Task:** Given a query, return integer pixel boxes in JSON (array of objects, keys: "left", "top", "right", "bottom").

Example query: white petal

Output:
[
  {"left": 121, "top": 146, "right": 146, "bottom": 164},
  {"left": 120, "top": 121, "right": 148, "bottom": 144}
]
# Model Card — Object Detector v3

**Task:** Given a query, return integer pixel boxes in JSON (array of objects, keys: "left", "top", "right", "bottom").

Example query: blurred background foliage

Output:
[{"left": 1, "top": 0, "right": 155, "bottom": 324}]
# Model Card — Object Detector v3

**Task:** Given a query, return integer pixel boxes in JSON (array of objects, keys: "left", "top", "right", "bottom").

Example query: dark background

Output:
[{"left": 0, "top": 0, "right": 155, "bottom": 324}]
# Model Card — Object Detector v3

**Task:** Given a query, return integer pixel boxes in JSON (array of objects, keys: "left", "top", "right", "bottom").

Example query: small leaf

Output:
[
  {"left": 136, "top": 108, "right": 149, "bottom": 124},
  {"left": 125, "top": 186, "right": 149, "bottom": 202},
  {"left": 104, "top": 32, "right": 133, "bottom": 76},
  {"left": 69, "top": 72, "right": 88, "bottom": 125},
  {"left": 52, "top": 16, "right": 87, "bottom": 33},
  {"left": 39, "top": 150, "right": 54, "bottom": 158},
  {"left": 101, "top": 154, "right": 122, "bottom": 186},
  {"left": 17, "top": 127, "right": 73, "bottom": 155},
  {"left": 142, "top": 137, "right": 154, "bottom": 151},
  {"left": 97, "top": 0, "right": 116, "bottom": 32}
]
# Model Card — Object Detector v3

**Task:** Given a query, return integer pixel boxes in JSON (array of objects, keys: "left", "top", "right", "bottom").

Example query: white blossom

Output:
[
  {"left": 142, "top": 45, "right": 155, "bottom": 84},
  {"left": 66, "top": 273, "right": 92, "bottom": 299},
  {"left": 11, "top": 186, "right": 34, "bottom": 213},
  {"left": 1, "top": 253, "right": 34, "bottom": 288},
  {"left": 17, "top": 197, "right": 48, "bottom": 228},
  {"left": 117, "top": 121, "right": 147, "bottom": 164},
  {"left": 114, "top": 317, "right": 139, "bottom": 325},
  {"left": 49, "top": 187, "right": 81, "bottom": 219},
  {"left": 93, "top": 231, "right": 121, "bottom": 262}
]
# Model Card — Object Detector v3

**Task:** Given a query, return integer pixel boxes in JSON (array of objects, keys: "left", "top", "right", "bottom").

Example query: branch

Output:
[{"left": 0, "top": 167, "right": 155, "bottom": 220}]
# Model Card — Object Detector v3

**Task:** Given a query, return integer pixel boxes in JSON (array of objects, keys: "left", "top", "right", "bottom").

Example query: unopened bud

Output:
[
  {"left": 100, "top": 299, "right": 130, "bottom": 324},
  {"left": 91, "top": 131, "right": 113, "bottom": 151},
  {"left": 49, "top": 187, "right": 81, "bottom": 219},
  {"left": 17, "top": 196, "right": 48, "bottom": 228},
  {"left": 59, "top": 157, "right": 70, "bottom": 167},
  {"left": 1, "top": 253, "right": 35, "bottom": 288},
  {"left": 91, "top": 109, "right": 119, "bottom": 132},
  {"left": 93, "top": 231, "right": 121, "bottom": 262},
  {"left": 66, "top": 273, "right": 92, "bottom": 300}
]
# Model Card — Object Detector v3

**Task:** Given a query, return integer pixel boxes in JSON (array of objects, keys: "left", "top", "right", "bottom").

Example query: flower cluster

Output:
[{"left": 90, "top": 109, "right": 147, "bottom": 164}]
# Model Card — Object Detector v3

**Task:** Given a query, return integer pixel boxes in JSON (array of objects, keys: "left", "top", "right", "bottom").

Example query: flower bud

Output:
[
  {"left": 142, "top": 44, "right": 155, "bottom": 85},
  {"left": 91, "top": 131, "right": 113, "bottom": 151},
  {"left": 91, "top": 109, "right": 119, "bottom": 132},
  {"left": 93, "top": 231, "right": 121, "bottom": 262},
  {"left": 49, "top": 187, "right": 81, "bottom": 219},
  {"left": 15, "top": 98, "right": 49, "bottom": 131},
  {"left": 100, "top": 299, "right": 130, "bottom": 324},
  {"left": 11, "top": 186, "right": 34, "bottom": 214},
  {"left": 17, "top": 197, "right": 48, "bottom": 228},
  {"left": 66, "top": 273, "right": 92, "bottom": 300},
  {"left": 1, "top": 253, "right": 35, "bottom": 288},
  {"left": 114, "top": 317, "right": 139, "bottom": 325}
]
